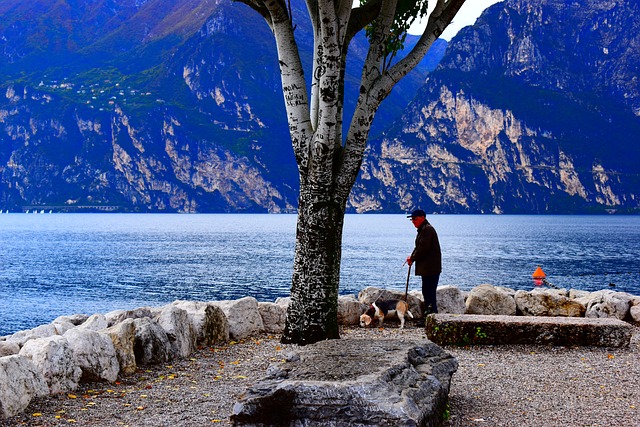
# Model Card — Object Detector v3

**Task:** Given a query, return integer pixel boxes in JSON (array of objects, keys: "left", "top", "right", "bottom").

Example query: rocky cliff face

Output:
[
  {"left": 1, "top": 0, "right": 639, "bottom": 213},
  {"left": 351, "top": 0, "right": 640, "bottom": 213},
  {"left": 0, "top": 0, "right": 439, "bottom": 212}
]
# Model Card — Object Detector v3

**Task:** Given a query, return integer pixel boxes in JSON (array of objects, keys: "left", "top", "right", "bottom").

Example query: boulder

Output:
[
  {"left": 0, "top": 355, "right": 48, "bottom": 418},
  {"left": 64, "top": 328, "right": 119, "bottom": 382},
  {"left": 515, "top": 289, "right": 586, "bottom": 317},
  {"left": 171, "top": 300, "right": 229, "bottom": 345},
  {"left": 213, "top": 297, "right": 264, "bottom": 340},
  {"left": 78, "top": 313, "right": 109, "bottom": 331},
  {"left": 630, "top": 297, "right": 640, "bottom": 324},
  {"left": 231, "top": 339, "right": 457, "bottom": 426},
  {"left": 578, "top": 291, "right": 632, "bottom": 320},
  {"left": 275, "top": 297, "right": 291, "bottom": 307},
  {"left": 103, "top": 319, "right": 137, "bottom": 375},
  {"left": 155, "top": 305, "right": 197, "bottom": 359},
  {"left": 105, "top": 307, "right": 158, "bottom": 327},
  {"left": 54, "top": 314, "right": 90, "bottom": 326},
  {"left": 6, "top": 324, "right": 58, "bottom": 347},
  {"left": 0, "top": 342, "right": 20, "bottom": 357},
  {"left": 569, "top": 289, "right": 591, "bottom": 299},
  {"left": 465, "top": 284, "right": 517, "bottom": 315},
  {"left": 258, "top": 302, "right": 287, "bottom": 334},
  {"left": 51, "top": 319, "right": 76, "bottom": 336},
  {"left": 337, "top": 295, "right": 367, "bottom": 326},
  {"left": 358, "top": 287, "right": 422, "bottom": 318},
  {"left": 436, "top": 285, "right": 466, "bottom": 314},
  {"left": 132, "top": 317, "right": 171, "bottom": 365},
  {"left": 19, "top": 335, "right": 82, "bottom": 394}
]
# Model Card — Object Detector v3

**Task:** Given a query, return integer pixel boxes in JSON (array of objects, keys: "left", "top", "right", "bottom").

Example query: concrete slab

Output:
[{"left": 426, "top": 314, "right": 634, "bottom": 347}]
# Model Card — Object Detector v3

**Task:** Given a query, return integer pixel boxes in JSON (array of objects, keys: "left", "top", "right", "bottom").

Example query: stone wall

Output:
[{"left": 1, "top": 285, "right": 638, "bottom": 419}]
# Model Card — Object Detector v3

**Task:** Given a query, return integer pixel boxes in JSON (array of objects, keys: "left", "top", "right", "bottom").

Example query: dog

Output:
[{"left": 359, "top": 299, "right": 413, "bottom": 329}]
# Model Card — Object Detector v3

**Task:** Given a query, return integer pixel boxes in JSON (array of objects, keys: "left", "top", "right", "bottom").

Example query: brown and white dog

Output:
[{"left": 359, "top": 299, "right": 413, "bottom": 329}]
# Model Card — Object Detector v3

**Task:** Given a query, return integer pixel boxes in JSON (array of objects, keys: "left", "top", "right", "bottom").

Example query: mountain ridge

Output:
[{"left": 1, "top": 0, "right": 638, "bottom": 213}]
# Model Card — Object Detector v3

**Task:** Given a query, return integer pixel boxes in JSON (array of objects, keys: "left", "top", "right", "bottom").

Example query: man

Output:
[{"left": 406, "top": 209, "right": 442, "bottom": 326}]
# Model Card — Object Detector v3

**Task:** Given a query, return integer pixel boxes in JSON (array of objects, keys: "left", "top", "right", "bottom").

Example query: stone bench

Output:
[{"left": 426, "top": 314, "right": 634, "bottom": 347}]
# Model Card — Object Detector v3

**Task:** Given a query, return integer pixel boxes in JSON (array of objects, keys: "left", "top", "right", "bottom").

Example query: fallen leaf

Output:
[
  {"left": 67, "top": 394, "right": 77, "bottom": 399},
  {"left": 136, "top": 406, "right": 145, "bottom": 411},
  {"left": 32, "top": 413, "right": 42, "bottom": 417},
  {"left": 608, "top": 354, "right": 615, "bottom": 359}
]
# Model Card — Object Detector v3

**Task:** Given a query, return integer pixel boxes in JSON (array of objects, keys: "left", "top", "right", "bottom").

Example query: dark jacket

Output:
[{"left": 410, "top": 221, "right": 442, "bottom": 276}]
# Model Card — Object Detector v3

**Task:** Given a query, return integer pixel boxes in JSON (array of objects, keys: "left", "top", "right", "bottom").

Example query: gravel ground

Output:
[{"left": 2, "top": 325, "right": 639, "bottom": 427}]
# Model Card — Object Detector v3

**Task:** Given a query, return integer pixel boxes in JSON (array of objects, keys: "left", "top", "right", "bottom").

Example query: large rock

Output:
[
  {"left": 427, "top": 314, "right": 634, "bottom": 347},
  {"left": 78, "top": 313, "right": 109, "bottom": 331},
  {"left": 54, "top": 314, "right": 89, "bottom": 326},
  {"left": 578, "top": 290, "right": 632, "bottom": 320},
  {"left": 103, "top": 319, "right": 137, "bottom": 375},
  {"left": 19, "top": 336, "right": 82, "bottom": 394},
  {"left": 155, "top": 305, "right": 197, "bottom": 359},
  {"left": 0, "top": 355, "right": 49, "bottom": 418},
  {"left": 6, "top": 324, "right": 58, "bottom": 347},
  {"left": 64, "top": 328, "right": 120, "bottom": 382},
  {"left": 105, "top": 307, "right": 158, "bottom": 327},
  {"left": 231, "top": 339, "right": 458, "bottom": 426},
  {"left": 436, "top": 285, "right": 466, "bottom": 314},
  {"left": 171, "top": 300, "right": 229, "bottom": 345},
  {"left": 515, "top": 289, "right": 586, "bottom": 317},
  {"left": 465, "top": 284, "right": 517, "bottom": 315},
  {"left": 631, "top": 301, "right": 640, "bottom": 324},
  {"left": 132, "top": 317, "right": 172, "bottom": 365},
  {"left": 258, "top": 302, "right": 287, "bottom": 334},
  {"left": 213, "top": 297, "right": 264, "bottom": 340},
  {"left": 0, "top": 342, "right": 20, "bottom": 357},
  {"left": 337, "top": 295, "right": 367, "bottom": 326}
]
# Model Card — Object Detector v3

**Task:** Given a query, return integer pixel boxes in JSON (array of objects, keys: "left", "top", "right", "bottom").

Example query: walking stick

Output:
[{"left": 404, "top": 263, "right": 411, "bottom": 301}]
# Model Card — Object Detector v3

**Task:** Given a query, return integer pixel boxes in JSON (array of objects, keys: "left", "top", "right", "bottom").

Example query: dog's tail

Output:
[{"left": 406, "top": 310, "right": 414, "bottom": 319}]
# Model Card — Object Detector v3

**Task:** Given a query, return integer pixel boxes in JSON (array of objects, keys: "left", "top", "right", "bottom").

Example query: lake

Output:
[{"left": 1, "top": 213, "right": 639, "bottom": 336}]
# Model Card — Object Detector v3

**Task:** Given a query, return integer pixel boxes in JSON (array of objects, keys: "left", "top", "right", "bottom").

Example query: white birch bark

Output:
[{"left": 235, "top": 0, "right": 466, "bottom": 344}]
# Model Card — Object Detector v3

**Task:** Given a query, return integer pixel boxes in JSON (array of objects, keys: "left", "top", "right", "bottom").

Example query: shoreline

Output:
[{"left": 2, "top": 325, "right": 639, "bottom": 427}]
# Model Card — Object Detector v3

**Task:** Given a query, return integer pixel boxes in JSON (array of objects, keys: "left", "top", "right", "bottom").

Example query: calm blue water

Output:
[{"left": 1, "top": 214, "right": 639, "bottom": 336}]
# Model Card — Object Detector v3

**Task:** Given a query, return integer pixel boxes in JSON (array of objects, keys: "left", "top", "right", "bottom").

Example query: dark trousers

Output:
[{"left": 421, "top": 273, "right": 440, "bottom": 315}]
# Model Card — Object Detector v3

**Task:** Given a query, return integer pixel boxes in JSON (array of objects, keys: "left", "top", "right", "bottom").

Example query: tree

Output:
[{"left": 235, "top": 0, "right": 466, "bottom": 345}]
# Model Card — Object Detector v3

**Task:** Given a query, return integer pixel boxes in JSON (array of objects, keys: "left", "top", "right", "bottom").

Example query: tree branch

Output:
[{"left": 337, "top": 0, "right": 467, "bottom": 202}]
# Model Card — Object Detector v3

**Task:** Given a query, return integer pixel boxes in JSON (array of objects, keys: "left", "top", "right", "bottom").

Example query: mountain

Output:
[
  {"left": 351, "top": 0, "right": 640, "bottom": 214},
  {"left": 1, "top": 0, "right": 638, "bottom": 213},
  {"left": 0, "top": 0, "right": 442, "bottom": 212}
]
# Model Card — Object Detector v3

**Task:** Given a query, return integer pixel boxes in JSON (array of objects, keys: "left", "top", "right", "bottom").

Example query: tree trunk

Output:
[
  {"left": 281, "top": 182, "right": 345, "bottom": 344},
  {"left": 236, "top": 0, "right": 468, "bottom": 345}
]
